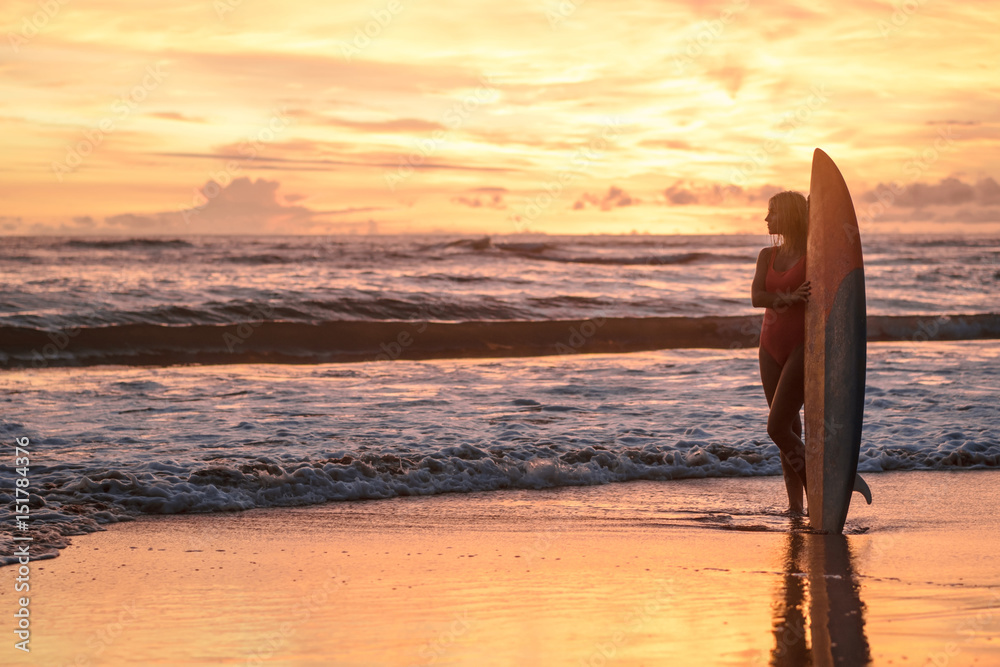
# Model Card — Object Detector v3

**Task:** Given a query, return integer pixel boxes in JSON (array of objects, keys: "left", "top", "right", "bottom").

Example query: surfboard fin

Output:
[{"left": 853, "top": 473, "right": 873, "bottom": 505}]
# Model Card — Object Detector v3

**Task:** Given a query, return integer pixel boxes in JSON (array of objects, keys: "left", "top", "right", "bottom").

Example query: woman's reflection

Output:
[
  {"left": 770, "top": 518, "right": 810, "bottom": 665},
  {"left": 769, "top": 519, "right": 872, "bottom": 666}
]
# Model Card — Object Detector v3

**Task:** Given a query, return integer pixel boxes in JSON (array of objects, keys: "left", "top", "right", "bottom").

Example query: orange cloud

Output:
[
  {"left": 861, "top": 177, "right": 1000, "bottom": 208},
  {"left": 147, "top": 111, "right": 207, "bottom": 123},
  {"left": 28, "top": 177, "right": 380, "bottom": 235},
  {"left": 573, "top": 186, "right": 636, "bottom": 211},
  {"left": 451, "top": 187, "right": 507, "bottom": 210},
  {"left": 661, "top": 181, "right": 783, "bottom": 206}
]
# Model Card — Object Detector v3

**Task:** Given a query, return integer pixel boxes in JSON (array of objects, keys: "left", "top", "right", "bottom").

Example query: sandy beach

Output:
[{"left": 4, "top": 470, "right": 998, "bottom": 666}]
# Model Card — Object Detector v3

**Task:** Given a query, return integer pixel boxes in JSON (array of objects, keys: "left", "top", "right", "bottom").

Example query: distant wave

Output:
[
  {"left": 513, "top": 251, "right": 753, "bottom": 266},
  {"left": 411, "top": 236, "right": 752, "bottom": 265},
  {"left": 2, "top": 314, "right": 997, "bottom": 368},
  {"left": 495, "top": 241, "right": 557, "bottom": 254},
  {"left": 221, "top": 253, "right": 300, "bottom": 264},
  {"left": 0, "top": 298, "right": 536, "bottom": 328},
  {"left": 64, "top": 238, "right": 193, "bottom": 249}
]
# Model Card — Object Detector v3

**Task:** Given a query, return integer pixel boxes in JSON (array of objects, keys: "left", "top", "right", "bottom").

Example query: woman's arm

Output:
[{"left": 751, "top": 247, "right": 810, "bottom": 309}]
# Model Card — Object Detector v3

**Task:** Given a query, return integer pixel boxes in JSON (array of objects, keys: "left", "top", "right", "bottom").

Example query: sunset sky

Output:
[{"left": 1, "top": 0, "right": 997, "bottom": 235}]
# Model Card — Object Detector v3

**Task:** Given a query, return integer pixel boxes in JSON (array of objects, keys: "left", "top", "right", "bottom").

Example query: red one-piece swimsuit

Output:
[{"left": 760, "top": 247, "right": 806, "bottom": 366}]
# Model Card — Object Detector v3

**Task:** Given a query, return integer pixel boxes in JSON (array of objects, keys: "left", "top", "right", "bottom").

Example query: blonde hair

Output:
[{"left": 768, "top": 190, "right": 808, "bottom": 252}]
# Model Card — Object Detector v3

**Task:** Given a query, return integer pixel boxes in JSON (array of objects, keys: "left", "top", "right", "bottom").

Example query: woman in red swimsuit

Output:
[
  {"left": 751, "top": 191, "right": 811, "bottom": 513},
  {"left": 752, "top": 191, "right": 871, "bottom": 514}
]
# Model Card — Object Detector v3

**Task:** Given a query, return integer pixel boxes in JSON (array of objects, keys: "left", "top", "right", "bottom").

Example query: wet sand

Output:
[{"left": 4, "top": 471, "right": 999, "bottom": 666}]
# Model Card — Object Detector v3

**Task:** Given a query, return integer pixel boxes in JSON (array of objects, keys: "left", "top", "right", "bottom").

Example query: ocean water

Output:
[
  {"left": 2, "top": 234, "right": 999, "bottom": 329},
  {"left": 2, "top": 234, "right": 998, "bottom": 366},
  {"left": 0, "top": 234, "right": 998, "bottom": 564}
]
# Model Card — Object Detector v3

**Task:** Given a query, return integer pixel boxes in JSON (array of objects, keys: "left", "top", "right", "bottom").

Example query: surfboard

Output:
[{"left": 804, "top": 148, "right": 867, "bottom": 534}]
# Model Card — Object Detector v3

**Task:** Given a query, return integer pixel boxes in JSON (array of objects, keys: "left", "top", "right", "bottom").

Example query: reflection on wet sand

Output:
[{"left": 770, "top": 518, "right": 872, "bottom": 666}]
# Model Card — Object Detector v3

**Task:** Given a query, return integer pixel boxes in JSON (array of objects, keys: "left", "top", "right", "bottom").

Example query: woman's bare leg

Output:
[
  {"left": 780, "top": 414, "right": 805, "bottom": 513},
  {"left": 760, "top": 346, "right": 805, "bottom": 513},
  {"left": 767, "top": 344, "right": 808, "bottom": 496}
]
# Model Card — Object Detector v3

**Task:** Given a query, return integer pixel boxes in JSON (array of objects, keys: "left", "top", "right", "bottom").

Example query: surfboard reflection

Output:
[{"left": 769, "top": 519, "right": 872, "bottom": 666}]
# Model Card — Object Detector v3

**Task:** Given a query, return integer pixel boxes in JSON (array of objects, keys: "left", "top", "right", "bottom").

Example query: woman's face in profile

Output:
[{"left": 765, "top": 200, "right": 781, "bottom": 235}]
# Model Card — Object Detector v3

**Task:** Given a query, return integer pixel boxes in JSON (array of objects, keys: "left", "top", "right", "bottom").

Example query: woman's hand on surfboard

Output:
[
  {"left": 789, "top": 281, "right": 811, "bottom": 304},
  {"left": 775, "top": 281, "right": 811, "bottom": 307}
]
